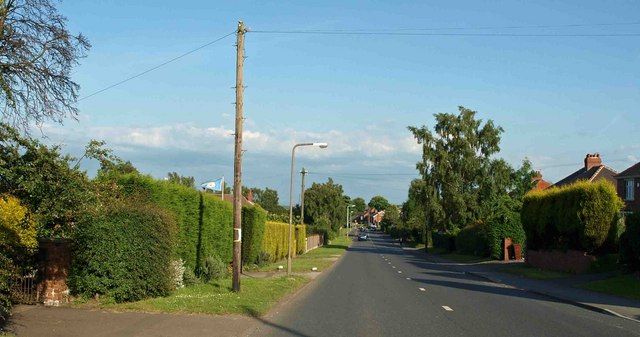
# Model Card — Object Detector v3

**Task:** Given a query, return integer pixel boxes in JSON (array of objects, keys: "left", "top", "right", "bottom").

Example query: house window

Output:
[{"left": 626, "top": 179, "right": 635, "bottom": 201}]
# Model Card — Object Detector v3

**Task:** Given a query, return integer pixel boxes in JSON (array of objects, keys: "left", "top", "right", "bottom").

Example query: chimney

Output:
[
  {"left": 584, "top": 153, "right": 602, "bottom": 171},
  {"left": 533, "top": 171, "right": 542, "bottom": 180}
]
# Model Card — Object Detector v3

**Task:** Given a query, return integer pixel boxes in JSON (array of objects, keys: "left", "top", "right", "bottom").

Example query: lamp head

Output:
[{"left": 313, "top": 142, "right": 328, "bottom": 148}]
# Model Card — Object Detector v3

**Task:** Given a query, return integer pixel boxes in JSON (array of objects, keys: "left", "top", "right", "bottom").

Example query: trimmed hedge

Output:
[
  {"left": 522, "top": 180, "right": 624, "bottom": 252},
  {"left": 242, "top": 205, "right": 267, "bottom": 264},
  {"left": 110, "top": 174, "right": 233, "bottom": 272},
  {"left": 262, "top": 222, "right": 305, "bottom": 262},
  {"left": 455, "top": 222, "right": 488, "bottom": 256},
  {"left": 620, "top": 213, "right": 640, "bottom": 271},
  {"left": 486, "top": 211, "right": 526, "bottom": 260},
  {"left": 69, "top": 202, "right": 177, "bottom": 302},
  {"left": 432, "top": 231, "right": 457, "bottom": 252}
]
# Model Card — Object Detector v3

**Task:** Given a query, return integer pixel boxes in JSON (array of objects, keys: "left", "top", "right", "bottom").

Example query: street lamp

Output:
[
  {"left": 288, "top": 142, "right": 328, "bottom": 275},
  {"left": 346, "top": 204, "right": 355, "bottom": 237}
]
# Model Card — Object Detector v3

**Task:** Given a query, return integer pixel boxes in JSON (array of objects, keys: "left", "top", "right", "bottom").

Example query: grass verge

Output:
[
  {"left": 579, "top": 274, "right": 640, "bottom": 301},
  {"left": 497, "top": 264, "right": 570, "bottom": 280}
]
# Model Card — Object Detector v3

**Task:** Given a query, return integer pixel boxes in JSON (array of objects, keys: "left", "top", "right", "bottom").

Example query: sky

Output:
[{"left": 41, "top": 0, "right": 640, "bottom": 204}]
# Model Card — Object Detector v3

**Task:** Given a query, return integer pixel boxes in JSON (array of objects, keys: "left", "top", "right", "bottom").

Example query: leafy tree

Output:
[
  {"left": 351, "top": 197, "right": 366, "bottom": 213},
  {"left": 0, "top": 123, "right": 95, "bottom": 237},
  {"left": 167, "top": 172, "right": 195, "bottom": 188},
  {"left": 380, "top": 204, "right": 400, "bottom": 232},
  {"left": 0, "top": 0, "right": 90, "bottom": 129},
  {"left": 304, "top": 178, "right": 347, "bottom": 233},
  {"left": 368, "top": 195, "right": 390, "bottom": 211}
]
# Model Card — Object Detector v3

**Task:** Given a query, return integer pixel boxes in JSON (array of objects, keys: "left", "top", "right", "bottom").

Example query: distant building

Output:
[
  {"left": 531, "top": 171, "right": 552, "bottom": 191},
  {"left": 616, "top": 162, "right": 640, "bottom": 213},
  {"left": 552, "top": 153, "right": 617, "bottom": 188}
]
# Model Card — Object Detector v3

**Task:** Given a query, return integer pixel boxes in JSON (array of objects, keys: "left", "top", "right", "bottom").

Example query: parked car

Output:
[{"left": 358, "top": 233, "right": 368, "bottom": 241}]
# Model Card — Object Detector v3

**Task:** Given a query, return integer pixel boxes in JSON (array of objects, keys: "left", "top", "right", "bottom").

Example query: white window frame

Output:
[{"left": 626, "top": 179, "right": 635, "bottom": 201}]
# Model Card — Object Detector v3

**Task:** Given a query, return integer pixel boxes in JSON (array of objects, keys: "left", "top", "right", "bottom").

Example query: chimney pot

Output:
[{"left": 584, "top": 153, "right": 602, "bottom": 171}]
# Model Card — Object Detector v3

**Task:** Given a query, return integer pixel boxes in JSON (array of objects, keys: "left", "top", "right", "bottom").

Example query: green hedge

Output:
[
  {"left": 620, "top": 213, "right": 640, "bottom": 271},
  {"left": 241, "top": 205, "right": 267, "bottom": 264},
  {"left": 432, "top": 231, "right": 457, "bottom": 252},
  {"left": 69, "top": 202, "right": 177, "bottom": 302},
  {"left": 485, "top": 212, "right": 526, "bottom": 260},
  {"left": 455, "top": 222, "right": 488, "bottom": 256},
  {"left": 262, "top": 222, "right": 305, "bottom": 262},
  {"left": 0, "top": 254, "right": 11, "bottom": 327},
  {"left": 521, "top": 180, "right": 624, "bottom": 252},
  {"left": 110, "top": 174, "right": 233, "bottom": 272}
]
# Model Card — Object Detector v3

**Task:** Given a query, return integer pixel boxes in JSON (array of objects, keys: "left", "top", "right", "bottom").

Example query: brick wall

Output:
[
  {"left": 617, "top": 177, "right": 640, "bottom": 213},
  {"left": 37, "top": 238, "right": 72, "bottom": 306},
  {"left": 526, "top": 249, "right": 596, "bottom": 274}
]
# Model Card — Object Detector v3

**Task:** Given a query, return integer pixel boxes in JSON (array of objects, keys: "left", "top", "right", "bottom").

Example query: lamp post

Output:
[
  {"left": 288, "top": 142, "right": 328, "bottom": 276},
  {"left": 346, "top": 204, "right": 355, "bottom": 237}
]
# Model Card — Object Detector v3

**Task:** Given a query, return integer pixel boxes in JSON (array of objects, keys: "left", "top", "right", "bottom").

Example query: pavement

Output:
[
  {"left": 422, "top": 253, "right": 640, "bottom": 322},
  {"left": 254, "top": 232, "right": 640, "bottom": 336},
  {"left": 7, "top": 232, "right": 640, "bottom": 336}
]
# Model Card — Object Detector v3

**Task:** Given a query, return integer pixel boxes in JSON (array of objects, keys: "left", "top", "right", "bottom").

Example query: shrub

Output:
[
  {"left": 0, "top": 195, "right": 38, "bottom": 256},
  {"left": 485, "top": 211, "right": 526, "bottom": 260},
  {"left": 521, "top": 180, "right": 624, "bottom": 252},
  {"left": 69, "top": 202, "right": 177, "bottom": 302},
  {"left": 261, "top": 222, "right": 305, "bottom": 262},
  {"left": 241, "top": 205, "right": 267, "bottom": 264},
  {"left": 432, "top": 231, "right": 457, "bottom": 252},
  {"left": 183, "top": 268, "right": 199, "bottom": 286},
  {"left": 0, "top": 254, "right": 12, "bottom": 327},
  {"left": 107, "top": 174, "right": 233, "bottom": 272},
  {"left": 256, "top": 251, "right": 271, "bottom": 267},
  {"left": 620, "top": 213, "right": 640, "bottom": 271},
  {"left": 171, "top": 259, "right": 186, "bottom": 289},
  {"left": 201, "top": 255, "right": 227, "bottom": 282},
  {"left": 296, "top": 225, "right": 307, "bottom": 255},
  {"left": 455, "top": 222, "right": 488, "bottom": 256}
]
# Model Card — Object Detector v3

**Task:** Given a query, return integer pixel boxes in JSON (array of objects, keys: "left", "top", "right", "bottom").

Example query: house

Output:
[
  {"left": 531, "top": 171, "right": 552, "bottom": 191},
  {"left": 552, "top": 153, "right": 617, "bottom": 188},
  {"left": 615, "top": 162, "right": 640, "bottom": 213}
]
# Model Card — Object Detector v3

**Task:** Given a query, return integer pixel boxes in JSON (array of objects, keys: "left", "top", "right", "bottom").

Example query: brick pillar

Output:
[{"left": 37, "top": 238, "right": 72, "bottom": 306}]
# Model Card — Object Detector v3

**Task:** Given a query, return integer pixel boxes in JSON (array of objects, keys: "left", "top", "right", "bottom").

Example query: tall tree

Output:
[
  {"left": 368, "top": 195, "right": 390, "bottom": 211},
  {"left": 408, "top": 106, "right": 503, "bottom": 231},
  {"left": 304, "top": 178, "right": 347, "bottom": 233},
  {"left": 351, "top": 197, "right": 366, "bottom": 213},
  {"left": 0, "top": 0, "right": 90, "bottom": 129},
  {"left": 166, "top": 172, "right": 195, "bottom": 188}
]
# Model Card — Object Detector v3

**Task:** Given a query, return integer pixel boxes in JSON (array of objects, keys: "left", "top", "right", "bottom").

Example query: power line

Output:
[
  {"left": 78, "top": 31, "right": 236, "bottom": 102},
  {"left": 253, "top": 21, "right": 640, "bottom": 33},
  {"left": 251, "top": 30, "right": 640, "bottom": 37}
]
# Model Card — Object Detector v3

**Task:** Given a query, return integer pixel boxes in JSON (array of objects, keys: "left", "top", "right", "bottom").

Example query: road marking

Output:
[
  {"left": 442, "top": 306, "right": 453, "bottom": 311},
  {"left": 406, "top": 277, "right": 411, "bottom": 280},
  {"left": 392, "top": 266, "right": 396, "bottom": 269},
  {"left": 419, "top": 287, "right": 426, "bottom": 291},
  {"left": 397, "top": 271, "right": 402, "bottom": 274}
]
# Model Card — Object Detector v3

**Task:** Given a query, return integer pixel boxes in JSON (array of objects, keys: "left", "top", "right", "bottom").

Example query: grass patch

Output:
[
  {"left": 580, "top": 274, "right": 640, "bottom": 301},
  {"left": 498, "top": 264, "right": 570, "bottom": 280},
  {"left": 255, "top": 230, "right": 352, "bottom": 273},
  {"left": 107, "top": 276, "right": 308, "bottom": 316}
]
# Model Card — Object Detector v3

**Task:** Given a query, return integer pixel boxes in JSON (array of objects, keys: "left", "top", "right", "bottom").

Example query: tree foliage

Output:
[
  {"left": 304, "top": 178, "right": 347, "bottom": 233},
  {"left": 368, "top": 195, "right": 390, "bottom": 211},
  {"left": 351, "top": 197, "right": 366, "bottom": 214},
  {"left": 167, "top": 172, "right": 195, "bottom": 188},
  {"left": 0, "top": 0, "right": 90, "bottom": 129},
  {"left": 408, "top": 106, "right": 535, "bottom": 237}
]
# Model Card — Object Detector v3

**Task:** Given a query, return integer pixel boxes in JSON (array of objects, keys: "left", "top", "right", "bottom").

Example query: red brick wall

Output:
[
  {"left": 617, "top": 178, "right": 640, "bottom": 213},
  {"left": 37, "top": 239, "right": 72, "bottom": 306},
  {"left": 526, "top": 249, "right": 596, "bottom": 274}
]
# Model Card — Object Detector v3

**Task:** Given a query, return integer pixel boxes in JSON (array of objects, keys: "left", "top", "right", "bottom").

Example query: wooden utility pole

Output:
[
  {"left": 232, "top": 21, "right": 247, "bottom": 292},
  {"left": 300, "top": 168, "right": 308, "bottom": 224}
]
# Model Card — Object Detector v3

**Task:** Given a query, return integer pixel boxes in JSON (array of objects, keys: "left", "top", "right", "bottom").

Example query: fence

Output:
[
  {"left": 306, "top": 233, "right": 324, "bottom": 252},
  {"left": 10, "top": 272, "right": 39, "bottom": 304}
]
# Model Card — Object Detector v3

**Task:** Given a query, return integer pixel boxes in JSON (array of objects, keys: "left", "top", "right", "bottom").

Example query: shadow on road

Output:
[{"left": 241, "top": 306, "right": 312, "bottom": 337}]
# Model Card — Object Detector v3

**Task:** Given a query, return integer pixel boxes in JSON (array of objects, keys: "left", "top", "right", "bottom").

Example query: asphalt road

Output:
[{"left": 256, "top": 232, "right": 640, "bottom": 337}]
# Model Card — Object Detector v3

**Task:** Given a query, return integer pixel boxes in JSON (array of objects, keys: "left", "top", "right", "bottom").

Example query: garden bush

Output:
[
  {"left": 69, "top": 202, "right": 177, "bottom": 302},
  {"left": 241, "top": 205, "right": 267, "bottom": 264},
  {"left": 485, "top": 211, "right": 526, "bottom": 260},
  {"left": 201, "top": 255, "right": 228, "bottom": 282},
  {"left": 620, "top": 213, "right": 640, "bottom": 271},
  {"left": 521, "top": 180, "right": 624, "bottom": 252},
  {"left": 0, "top": 254, "right": 12, "bottom": 327},
  {"left": 455, "top": 222, "right": 488, "bottom": 256}
]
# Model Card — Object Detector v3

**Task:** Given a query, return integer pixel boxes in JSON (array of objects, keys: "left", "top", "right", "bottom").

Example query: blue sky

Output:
[{"left": 46, "top": 0, "right": 640, "bottom": 204}]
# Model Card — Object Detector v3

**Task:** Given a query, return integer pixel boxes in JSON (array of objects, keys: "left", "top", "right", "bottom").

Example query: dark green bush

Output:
[
  {"left": 183, "top": 268, "right": 199, "bottom": 286},
  {"left": 485, "top": 211, "right": 526, "bottom": 260},
  {"left": 201, "top": 255, "right": 227, "bottom": 282},
  {"left": 521, "top": 180, "right": 624, "bottom": 252},
  {"left": 455, "top": 222, "right": 488, "bottom": 256},
  {"left": 241, "top": 205, "right": 267, "bottom": 264},
  {"left": 0, "top": 254, "right": 12, "bottom": 327},
  {"left": 432, "top": 231, "right": 457, "bottom": 252},
  {"left": 69, "top": 202, "right": 177, "bottom": 302},
  {"left": 620, "top": 213, "right": 640, "bottom": 271},
  {"left": 108, "top": 174, "right": 233, "bottom": 272}
]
